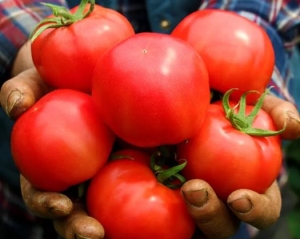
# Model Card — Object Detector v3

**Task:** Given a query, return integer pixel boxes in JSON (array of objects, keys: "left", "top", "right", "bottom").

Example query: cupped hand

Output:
[
  {"left": 182, "top": 179, "right": 281, "bottom": 239},
  {"left": 21, "top": 175, "right": 104, "bottom": 239},
  {"left": 21, "top": 171, "right": 281, "bottom": 239},
  {"left": 181, "top": 93, "right": 296, "bottom": 239},
  {"left": 3, "top": 62, "right": 298, "bottom": 239}
]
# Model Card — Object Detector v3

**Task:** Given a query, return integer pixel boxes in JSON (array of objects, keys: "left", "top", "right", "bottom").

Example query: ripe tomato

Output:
[
  {"left": 86, "top": 149, "right": 195, "bottom": 239},
  {"left": 177, "top": 97, "right": 282, "bottom": 201},
  {"left": 11, "top": 89, "right": 115, "bottom": 192},
  {"left": 171, "top": 9, "right": 275, "bottom": 102},
  {"left": 31, "top": 3, "right": 135, "bottom": 93},
  {"left": 92, "top": 32, "right": 210, "bottom": 147}
]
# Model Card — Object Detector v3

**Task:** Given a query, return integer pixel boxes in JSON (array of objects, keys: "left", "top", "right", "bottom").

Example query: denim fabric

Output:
[
  {"left": 230, "top": 223, "right": 251, "bottom": 239},
  {"left": 67, "top": 0, "right": 200, "bottom": 33},
  {"left": 289, "top": 47, "right": 300, "bottom": 109}
]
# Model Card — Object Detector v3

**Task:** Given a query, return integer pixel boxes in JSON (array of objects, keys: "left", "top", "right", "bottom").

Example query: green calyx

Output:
[
  {"left": 222, "top": 88, "right": 286, "bottom": 137},
  {"left": 150, "top": 147, "right": 187, "bottom": 189},
  {"left": 110, "top": 147, "right": 186, "bottom": 189},
  {"left": 30, "top": 0, "right": 95, "bottom": 42}
]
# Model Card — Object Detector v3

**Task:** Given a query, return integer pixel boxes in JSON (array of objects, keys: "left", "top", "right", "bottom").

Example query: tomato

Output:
[
  {"left": 86, "top": 149, "right": 195, "bottom": 239},
  {"left": 177, "top": 92, "right": 282, "bottom": 201},
  {"left": 11, "top": 89, "right": 115, "bottom": 192},
  {"left": 171, "top": 9, "right": 275, "bottom": 102},
  {"left": 31, "top": 3, "right": 135, "bottom": 93},
  {"left": 92, "top": 32, "right": 210, "bottom": 147}
]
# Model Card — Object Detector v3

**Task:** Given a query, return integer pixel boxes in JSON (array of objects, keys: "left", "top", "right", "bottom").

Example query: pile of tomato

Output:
[{"left": 10, "top": 1, "right": 284, "bottom": 239}]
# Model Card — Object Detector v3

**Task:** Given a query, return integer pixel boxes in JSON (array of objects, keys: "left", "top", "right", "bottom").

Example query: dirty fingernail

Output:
[
  {"left": 182, "top": 188, "right": 208, "bottom": 208},
  {"left": 6, "top": 90, "right": 22, "bottom": 116},
  {"left": 229, "top": 196, "right": 253, "bottom": 213}
]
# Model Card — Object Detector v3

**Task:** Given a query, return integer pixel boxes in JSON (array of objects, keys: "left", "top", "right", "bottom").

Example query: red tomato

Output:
[
  {"left": 92, "top": 32, "right": 210, "bottom": 147},
  {"left": 86, "top": 149, "right": 195, "bottom": 239},
  {"left": 31, "top": 4, "right": 135, "bottom": 93},
  {"left": 171, "top": 9, "right": 275, "bottom": 102},
  {"left": 177, "top": 100, "right": 282, "bottom": 201},
  {"left": 11, "top": 89, "right": 115, "bottom": 192}
]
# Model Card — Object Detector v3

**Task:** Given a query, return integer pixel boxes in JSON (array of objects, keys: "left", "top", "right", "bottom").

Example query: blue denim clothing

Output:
[
  {"left": 68, "top": 0, "right": 200, "bottom": 34},
  {"left": 290, "top": 47, "right": 300, "bottom": 111}
]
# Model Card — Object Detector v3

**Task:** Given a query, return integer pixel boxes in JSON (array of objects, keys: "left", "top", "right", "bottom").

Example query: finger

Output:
[
  {"left": 10, "top": 41, "right": 34, "bottom": 76},
  {"left": 262, "top": 94, "right": 300, "bottom": 140},
  {"left": 53, "top": 203, "right": 105, "bottom": 239},
  {"left": 0, "top": 67, "right": 51, "bottom": 119},
  {"left": 181, "top": 179, "right": 240, "bottom": 239},
  {"left": 20, "top": 175, "right": 73, "bottom": 219},
  {"left": 227, "top": 181, "right": 281, "bottom": 229}
]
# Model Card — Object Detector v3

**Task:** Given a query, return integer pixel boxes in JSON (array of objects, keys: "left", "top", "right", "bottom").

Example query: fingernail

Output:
[
  {"left": 228, "top": 196, "right": 253, "bottom": 213},
  {"left": 6, "top": 90, "right": 22, "bottom": 116},
  {"left": 182, "top": 188, "right": 208, "bottom": 208}
]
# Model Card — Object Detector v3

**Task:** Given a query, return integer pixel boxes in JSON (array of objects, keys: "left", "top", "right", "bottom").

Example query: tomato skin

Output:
[
  {"left": 177, "top": 102, "right": 282, "bottom": 202},
  {"left": 92, "top": 32, "right": 210, "bottom": 147},
  {"left": 11, "top": 89, "right": 115, "bottom": 192},
  {"left": 31, "top": 5, "right": 135, "bottom": 93},
  {"left": 171, "top": 9, "right": 275, "bottom": 102},
  {"left": 86, "top": 150, "right": 195, "bottom": 239}
]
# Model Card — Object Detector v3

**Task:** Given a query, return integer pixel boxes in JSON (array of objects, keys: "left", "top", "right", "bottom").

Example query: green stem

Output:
[
  {"left": 156, "top": 161, "right": 187, "bottom": 183},
  {"left": 222, "top": 88, "right": 286, "bottom": 137},
  {"left": 30, "top": 0, "right": 95, "bottom": 42},
  {"left": 150, "top": 149, "right": 187, "bottom": 189}
]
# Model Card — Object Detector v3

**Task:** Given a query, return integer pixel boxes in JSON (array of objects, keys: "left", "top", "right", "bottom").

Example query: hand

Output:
[
  {"left": 2, "top": 65, "right": 298, "bottom": 239},
  {"left": 21, "top": 175, "right": 104, "bottom": 239},
  {"left": 182, "top": 179, "right": 281, "bottom": 239},
  {"left": 0, "top": 40, "right": 51, "bottom": 119},
  {"left": 180, "top": 93, "right": 299, "bottom": 239},
  {"left": 21, "top": 171, "right": 280, "bottom": 239}
]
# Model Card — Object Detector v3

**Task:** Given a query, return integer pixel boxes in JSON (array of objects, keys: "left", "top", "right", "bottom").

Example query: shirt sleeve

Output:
[
  {"left": 199, "top": 0, "right": 300, "bottom": 102},
  {"left": 0, "top": 0, "right": 68, "bottom": 81}
]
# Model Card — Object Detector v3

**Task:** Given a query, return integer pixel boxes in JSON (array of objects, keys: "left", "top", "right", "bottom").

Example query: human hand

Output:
[
  {"left": 2, "top": 62, "right": 297, "bottom": 239},
  {"left": 0, "top": 40, "right": 51, "bottom": 119},
  {"left": 181, "top": 94, "right": 299, "bottom": 239},
  {"left": 21, "top": 175, "right": 104, "bottom": 239},
  {"left": 21, "top": 171, "right": 280, "bottom": 239},
  {"left": 182, "top": 179, "right": 281, "bottom": 239}
]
